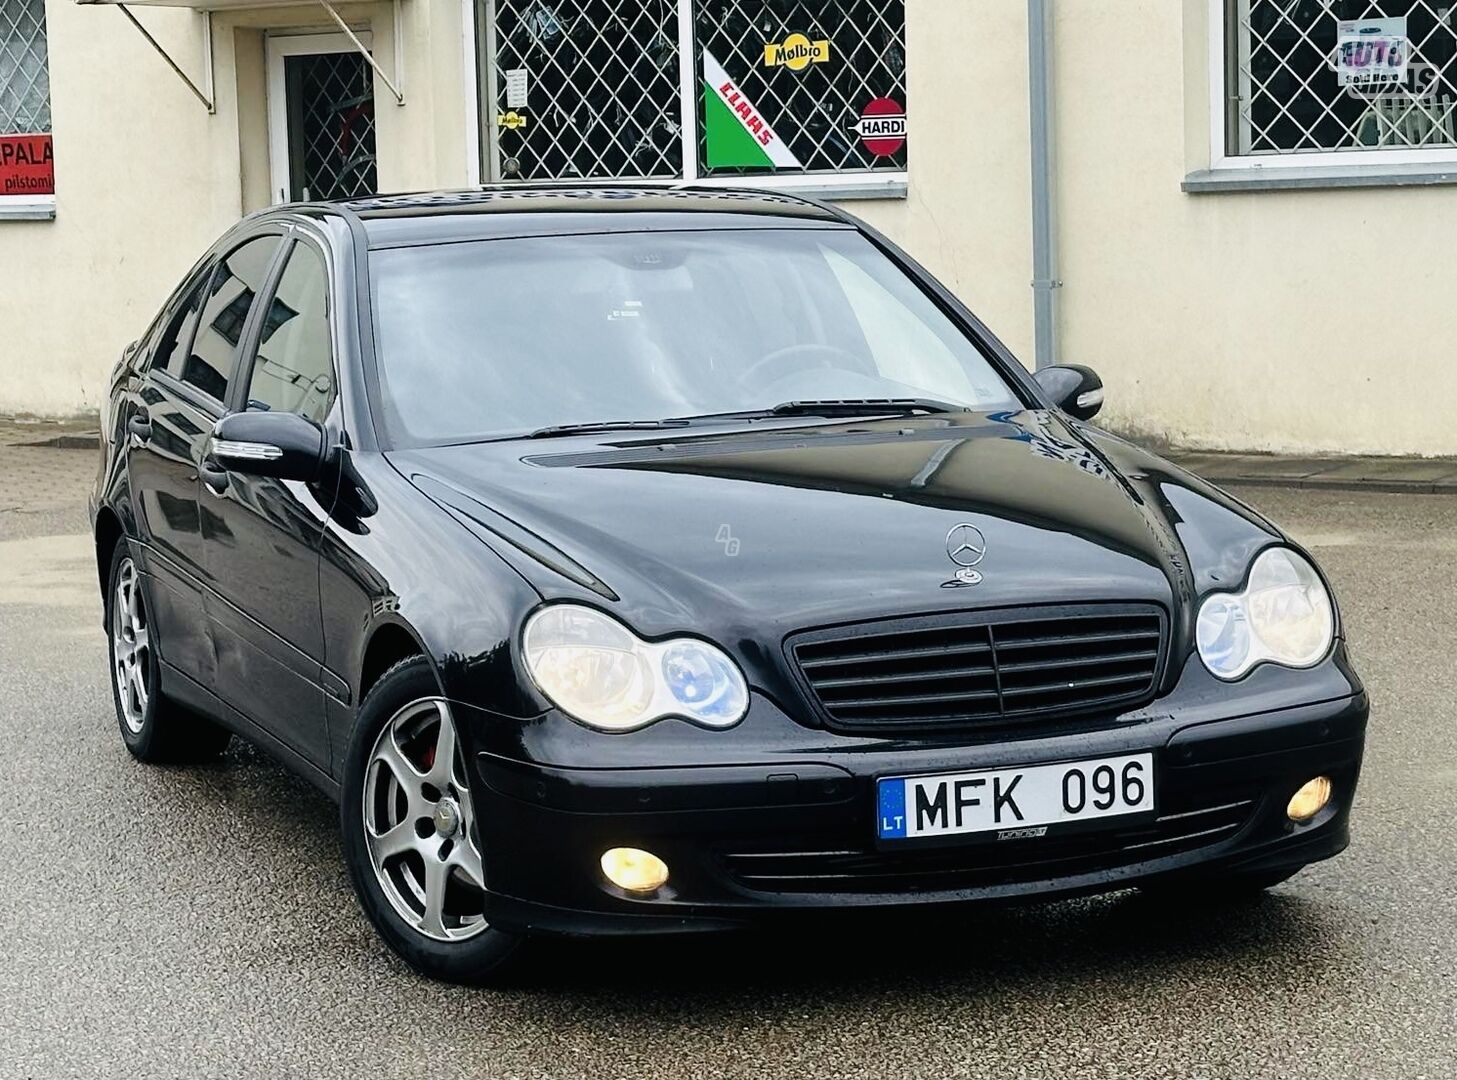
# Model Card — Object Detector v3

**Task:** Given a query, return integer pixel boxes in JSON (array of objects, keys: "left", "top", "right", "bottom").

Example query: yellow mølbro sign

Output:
[
  {"left": 497, "top": 110, "right": 528, "bottom": 130},
  {"left": 763, "top": 33, "right": 830, "bottom": 71}
]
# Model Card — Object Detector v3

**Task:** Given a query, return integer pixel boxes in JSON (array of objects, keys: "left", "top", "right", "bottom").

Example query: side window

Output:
[
  {"left": 151, "top": 270, "right": 211, "bottom": 378},
  {"left": 184, "top": 236, "right": 282, "bottom": 402},
  {"left": 244, "top": 242, "right": 335, "bottom": 424}
]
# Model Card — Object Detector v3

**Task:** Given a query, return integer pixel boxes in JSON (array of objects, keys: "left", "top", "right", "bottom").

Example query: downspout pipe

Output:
[{"left": 1028, "top": 0, "right": 1059, "bottom": 369}]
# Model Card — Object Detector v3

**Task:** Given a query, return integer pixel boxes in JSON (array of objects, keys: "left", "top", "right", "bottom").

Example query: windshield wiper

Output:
[
  {"left": 526, "top": 419, "right": 693, "bottom": 439},
  {"left": 528, "top": 400, "right": 966, "bottom": 439},
  {"left": 766, "top": 398, "right": 968, "bottom": 418}
]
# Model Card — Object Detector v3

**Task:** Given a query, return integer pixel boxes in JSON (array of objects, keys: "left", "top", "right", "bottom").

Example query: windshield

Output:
[{"left": 369, "top": 228, "right": 1022, "bottom": 445}]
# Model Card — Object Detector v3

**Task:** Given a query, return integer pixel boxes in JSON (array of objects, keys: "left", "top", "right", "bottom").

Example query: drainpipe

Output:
[{"left": 1027, "top": 0, "right": 1059, "bottom": 369}]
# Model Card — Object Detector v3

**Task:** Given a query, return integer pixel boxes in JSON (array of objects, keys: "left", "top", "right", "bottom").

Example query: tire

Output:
[
  {"left": 340, "top": 656, "right": 521, "bottom": 984},
  {"left": 106, "top": 541, "right": 231, "bottom": 764},
  {"left": 1139, "top": 867, "right": 1301, "bottom": 903}
]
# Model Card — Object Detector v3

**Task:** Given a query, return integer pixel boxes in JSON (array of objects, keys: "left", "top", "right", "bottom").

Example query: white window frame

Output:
[
  {"left": 1207, "top": 0, "right": 1457, "bottom": 171},
  {"left": 461, "top": 0, "right": 908, "bottom": 196},
  {"left": 0, "top": 192, "right": 54, "bottom": 219}
]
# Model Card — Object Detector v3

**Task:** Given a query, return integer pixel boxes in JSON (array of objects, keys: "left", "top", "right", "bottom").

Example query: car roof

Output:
[{"left": 311, "top": 185, "right": 851, "bottom": 248}]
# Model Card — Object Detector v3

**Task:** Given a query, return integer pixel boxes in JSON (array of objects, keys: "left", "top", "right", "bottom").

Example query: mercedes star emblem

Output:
[
  {"left": 946, "top": 524, "right": 987, "bottom": 568},
  {"left": 943, "top": 523, "right": 987, "bottom": 587}
]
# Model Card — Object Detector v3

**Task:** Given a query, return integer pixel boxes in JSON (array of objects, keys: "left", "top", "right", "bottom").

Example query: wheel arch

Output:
[
  {"left": 358, "top": 618, "right": 438, "bottom": 703},
  {"left": 94, "top": 506, "right": 125, "bottom": 595}
]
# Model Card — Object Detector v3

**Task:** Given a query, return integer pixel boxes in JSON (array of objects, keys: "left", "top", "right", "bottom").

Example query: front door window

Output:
[{"left": 244, "top": 242, "right": 336, "bottom": 423}]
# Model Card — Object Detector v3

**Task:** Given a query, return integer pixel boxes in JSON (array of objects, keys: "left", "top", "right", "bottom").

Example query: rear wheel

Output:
[
  {"left": 340, "top": 656, "right": 520, "bottom": 983},
  {"left": 106, "top": 542, "right": 230, "bottom": 763}
]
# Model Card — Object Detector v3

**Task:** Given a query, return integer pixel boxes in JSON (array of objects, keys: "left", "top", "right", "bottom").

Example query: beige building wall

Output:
[
  {"left": 1, "top": 2, "right": 232, "bottom": 416},
  {"left": 854, "top": 0, "right": 1035, "bottom": 376},
  {"left": 862, "top": 0, "right": 1457, "bottom": 456},
  {"left": 3, "top": 0, "right": 1454, "bottom": 455},
  {"left": 1058, "top": 0, "right": 1457, "bottom": 456}
]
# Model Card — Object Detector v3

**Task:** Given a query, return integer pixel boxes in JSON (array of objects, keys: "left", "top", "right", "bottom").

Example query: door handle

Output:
[
  {"left": 127, "top": 414, "right": 152, "bottom": 447},
  {"left": 199, "top": 461, "right": 231, "bottom": 496}
]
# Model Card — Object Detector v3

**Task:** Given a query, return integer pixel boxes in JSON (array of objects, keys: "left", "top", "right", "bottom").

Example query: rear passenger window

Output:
[
  {"left": 152, "top": 272, "right": 210, "bottom": 379},
  {"left": 245, "top": 243, "right": 334, "bottom": 424},
  {"left": 183, "top": 236, "right": 282, "bottom": 401}
]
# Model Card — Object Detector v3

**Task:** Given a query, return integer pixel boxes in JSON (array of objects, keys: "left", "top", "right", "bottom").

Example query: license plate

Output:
[{"left": 876, "top": 753, "right": 1154, "bottom": 841}]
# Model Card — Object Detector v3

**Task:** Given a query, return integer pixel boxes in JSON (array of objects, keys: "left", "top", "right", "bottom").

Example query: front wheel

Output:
[{"left": 340, "top": 656, "right": 521, "bottom": 984}]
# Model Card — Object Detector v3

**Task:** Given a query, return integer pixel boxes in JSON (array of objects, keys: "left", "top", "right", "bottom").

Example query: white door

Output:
[{"left": 266, "top": 32, "right": 378, "bottom": 204}]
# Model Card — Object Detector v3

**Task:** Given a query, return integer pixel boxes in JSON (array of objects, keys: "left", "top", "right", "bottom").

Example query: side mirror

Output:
[
  {"left": 210, "top": 411, "right": 328, "bottom": 483},
  {"left": 1033, "top": 364, "right": 1104, "bottom": 421}
]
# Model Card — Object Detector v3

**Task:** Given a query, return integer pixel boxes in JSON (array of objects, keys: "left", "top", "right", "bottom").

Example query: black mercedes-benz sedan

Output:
[{"left": 92, "top": 186, "right": 1367, "bottom": 983}]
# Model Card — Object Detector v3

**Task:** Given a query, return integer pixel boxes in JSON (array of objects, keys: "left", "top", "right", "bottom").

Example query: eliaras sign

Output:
[{"left": 702, "top": 50, "right": 803, "bottom": 169}]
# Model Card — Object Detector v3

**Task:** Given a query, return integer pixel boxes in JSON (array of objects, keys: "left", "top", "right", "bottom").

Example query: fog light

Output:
[
  {"left": 1287, "top": 776, "right": 1333, "bottom": 823},
  {"left": 600, "top": 847, "right": 669, "bottom": 893}
]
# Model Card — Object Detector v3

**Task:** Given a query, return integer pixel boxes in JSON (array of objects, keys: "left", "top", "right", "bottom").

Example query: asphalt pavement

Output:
[{"left": 1, "top": 439, "right": 1453, "bottom": 1079}]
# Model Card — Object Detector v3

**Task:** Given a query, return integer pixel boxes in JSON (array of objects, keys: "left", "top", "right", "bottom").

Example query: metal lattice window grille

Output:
[
  {"left": 0, "top": 0, "right": 50, "bottom": 134},
  {"left": 287, "top": 52, "right": 377, "bottom": 200},
  {"left": 485, "top": 0, "right": 685, "bottom": 180},
  {"left": 478, "top": 0, "right": 906, "bottom": 181},
  {"left": 694, "top": 0, "right": 906, "bottom": 176},
  {"left": 1229, "top": 0, "right": 1457, "bottom": 155}
]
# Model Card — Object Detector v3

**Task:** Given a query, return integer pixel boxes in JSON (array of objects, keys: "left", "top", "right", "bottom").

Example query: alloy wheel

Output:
[
  {"left": 363, "top": 698, "right": 488, "bottom": 942},
  {"left": 112, "top": 557, "right": 150, "bottom": 735}
]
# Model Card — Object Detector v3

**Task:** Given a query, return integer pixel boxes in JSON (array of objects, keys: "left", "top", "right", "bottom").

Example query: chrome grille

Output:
[{"left": 789, "top": 606, "right": 1166, "bottom": 734}]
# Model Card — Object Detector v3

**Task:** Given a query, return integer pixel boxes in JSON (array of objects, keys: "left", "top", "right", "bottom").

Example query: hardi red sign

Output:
[
  {"left": 0, "top": 134, "right": 54, "bottom": 197},
  {"left": 852, "top": 98, "right": 906, "bottom": 157}
]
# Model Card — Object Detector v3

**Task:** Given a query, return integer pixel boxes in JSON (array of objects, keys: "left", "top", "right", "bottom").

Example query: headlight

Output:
[
  {"left": 1196, "top": 547, "right": 1335, "bottom": 680},
  {"left": 522, "top": 604, "right": 749, "bottom": 732}
]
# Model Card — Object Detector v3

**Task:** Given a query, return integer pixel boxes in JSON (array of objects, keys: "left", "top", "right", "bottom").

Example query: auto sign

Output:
[
  {"left": 1336, "top": 17, "right": 1408, "bottom": 87},
  {"left": 852, "top": 98, "right": 906, "bottom": 157}
]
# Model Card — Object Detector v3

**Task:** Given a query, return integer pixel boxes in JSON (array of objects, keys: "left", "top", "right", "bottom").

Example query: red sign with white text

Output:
[
  {"left": 851, "top": 98, "right": 907, "bottom": 158},
  {"left": 0, "top": 134, "right": 55, "bottom": 197}
]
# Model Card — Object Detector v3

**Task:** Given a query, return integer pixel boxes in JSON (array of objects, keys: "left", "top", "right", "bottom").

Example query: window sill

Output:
[
  {"left": 787, "top": 179, "right": 907, "bottom": 202},
  {"left": 1184, "top": 162, "right": 1457, "bottom": 194},
  {"left": 0, "top": 196, "right": 55, "bottom": 221},
  {"left": 688, "top": 174, "right": 908, "bottom": 201}
]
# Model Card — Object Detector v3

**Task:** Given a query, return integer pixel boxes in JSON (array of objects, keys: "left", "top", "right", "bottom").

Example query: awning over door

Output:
[
  {"left": 74, "top": 0, "right": 403, "bottom": 111},
  {"left": 77, "top": 0, "right": 329, "bottom": 9}
]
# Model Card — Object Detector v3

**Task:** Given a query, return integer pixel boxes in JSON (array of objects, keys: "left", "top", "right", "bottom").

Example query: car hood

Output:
[{"left": 387, "top": 410, "right": 1285, "bottom": 645}]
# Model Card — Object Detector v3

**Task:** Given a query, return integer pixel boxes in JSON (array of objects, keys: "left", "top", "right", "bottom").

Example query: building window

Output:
[
  {"left": 477, "top": 0, "right": 907, "bottom": 186},
  {"left": 1224, "top": 0, "right": 1457, "bottom": 159},
  {"left": 0, "top": 0, "right": 53, "bottom": 200}
]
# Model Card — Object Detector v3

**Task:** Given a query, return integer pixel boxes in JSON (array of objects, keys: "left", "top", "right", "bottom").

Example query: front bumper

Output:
[{"left": 467, "top": 689, "right": 1368, "bottom": 937}]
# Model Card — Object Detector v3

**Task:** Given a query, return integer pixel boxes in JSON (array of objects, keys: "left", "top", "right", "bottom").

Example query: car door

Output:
[
  {"left": 123, "top": 235, "right": 277, "bottom": 687},
  {"left": 200, "top": 236, "right": 340, "bottom": 769}
]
